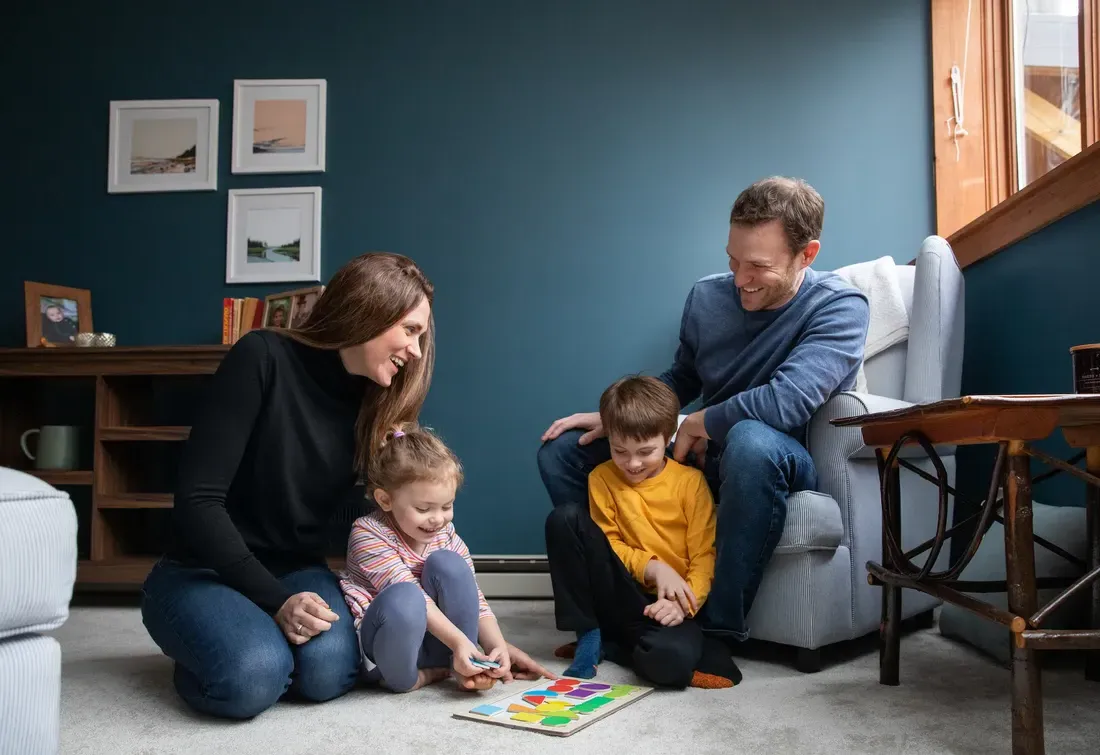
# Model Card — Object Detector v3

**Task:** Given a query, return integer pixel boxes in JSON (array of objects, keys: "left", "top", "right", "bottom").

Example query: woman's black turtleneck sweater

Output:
[{"left": 168, "top": 329, "right": 374, "bottom": 613}]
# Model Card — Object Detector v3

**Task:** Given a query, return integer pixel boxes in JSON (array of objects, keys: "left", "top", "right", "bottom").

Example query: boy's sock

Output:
[
  {"left": 691, "top": 636, "right": 742, "bottom": 689},
  {"left": 563, "top": 628, "right": 601, "bottom": 679}
]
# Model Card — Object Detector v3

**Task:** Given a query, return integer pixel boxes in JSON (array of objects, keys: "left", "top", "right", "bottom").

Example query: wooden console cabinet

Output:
[{"left": 0, "top": 346, "right": 229, "bottom": 589}]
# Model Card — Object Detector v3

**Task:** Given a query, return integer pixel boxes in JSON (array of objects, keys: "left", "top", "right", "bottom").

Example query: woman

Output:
[{"left": 141, "top": 252, "right": 552, "bottom": 719}]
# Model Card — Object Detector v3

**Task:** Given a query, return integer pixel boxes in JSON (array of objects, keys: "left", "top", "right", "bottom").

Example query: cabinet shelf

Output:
[
  {"left": 28, "top": 470, "right": 93, "bottom": 485},
  {"left": 99, "top": 426, "right": 190, "bottom": 441},
  {"left": 0, "top": 346, "right": 226, "bottom": 591},
  {"left": 98, "top": 493, "right": 173, "bottom": 509}
]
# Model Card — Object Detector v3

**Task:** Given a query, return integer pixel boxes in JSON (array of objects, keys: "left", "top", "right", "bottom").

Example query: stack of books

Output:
[{"left": 222, "top": 297, "right": 263, "bottom": 345}]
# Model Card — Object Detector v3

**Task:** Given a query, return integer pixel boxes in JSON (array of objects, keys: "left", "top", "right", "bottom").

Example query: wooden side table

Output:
[{"left": 832, "top": 394, "right": 1100, "bottom": 755}]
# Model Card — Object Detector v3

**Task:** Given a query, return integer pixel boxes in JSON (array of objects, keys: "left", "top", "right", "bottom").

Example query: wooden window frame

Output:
[{"left": 931, "top": 0, "right": 1100, "bottom": 269}]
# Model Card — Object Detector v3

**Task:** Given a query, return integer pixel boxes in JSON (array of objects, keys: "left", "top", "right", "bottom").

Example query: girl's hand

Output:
[
  {"left": 485, "top": 644, "right": 514, "bottom": 683},
  {"left": 451, "top": 638, "right": 494, "bottom": 679}
]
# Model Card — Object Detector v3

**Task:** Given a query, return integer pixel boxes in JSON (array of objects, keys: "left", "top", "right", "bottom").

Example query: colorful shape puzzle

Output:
[{"left": 453, "top": 677, "right": 653, "bottom": 737}]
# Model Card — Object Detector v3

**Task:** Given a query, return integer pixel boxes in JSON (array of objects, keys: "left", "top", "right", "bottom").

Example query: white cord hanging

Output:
[{"left": 946, "top": 0, "right": 974, "bottom": 161}]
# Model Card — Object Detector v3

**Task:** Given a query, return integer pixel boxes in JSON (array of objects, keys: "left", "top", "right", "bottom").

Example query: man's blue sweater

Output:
[{"left": 659, "top": 268, "right": 870, "bottom": 445}]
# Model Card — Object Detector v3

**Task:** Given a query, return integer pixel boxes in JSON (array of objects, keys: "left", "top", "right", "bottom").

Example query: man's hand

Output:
[
  {"left": 672, "top": 410, "right": 709, "bottom": 468},
  {"left": 644, "top": 598, "right": 686, "bottom": 627},
  {"left": 541, "top": 411, "right": 605, "bottom": 445}
]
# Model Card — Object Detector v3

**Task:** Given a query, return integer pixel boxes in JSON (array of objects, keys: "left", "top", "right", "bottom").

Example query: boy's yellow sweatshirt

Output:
[{"left": 588, "top": 458, "right": 717, "bottom": 612}]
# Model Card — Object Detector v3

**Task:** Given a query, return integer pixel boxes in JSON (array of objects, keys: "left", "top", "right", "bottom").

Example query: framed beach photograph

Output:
[
  {"left": 231, "top": 79, "right": 326, "bottom": 173},
  {"left": 107, "top": 99, "right": 219, "bottom": 193},
  {"left": 24, "top": 281, "right": 93, "bottom": 347},
  {"left": 226, "top": 187, "right": 322, "bottom": 284}
]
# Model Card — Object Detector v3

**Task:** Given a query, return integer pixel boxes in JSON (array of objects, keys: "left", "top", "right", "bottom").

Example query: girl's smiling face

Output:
[{"left": 374, "top": 477, "right": 456, "bottom": 551}]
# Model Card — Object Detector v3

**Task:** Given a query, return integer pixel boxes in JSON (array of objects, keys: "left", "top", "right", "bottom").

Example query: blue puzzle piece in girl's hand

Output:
[{"left": 469, "top": 657, "right": 501, "bottom": 669}]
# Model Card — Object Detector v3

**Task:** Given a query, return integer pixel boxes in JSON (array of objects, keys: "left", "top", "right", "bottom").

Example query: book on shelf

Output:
[{"left": 222, "top": 297, "right": 263, "bottom": 345}]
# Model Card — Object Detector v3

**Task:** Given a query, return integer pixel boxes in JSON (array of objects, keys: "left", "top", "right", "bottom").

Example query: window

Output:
[
  {"left": 1011, "top": 0, "right": 1081, "bottom": 188},
  {"left": 930, "top": 0, "right": 1100, "bottom": 265}
]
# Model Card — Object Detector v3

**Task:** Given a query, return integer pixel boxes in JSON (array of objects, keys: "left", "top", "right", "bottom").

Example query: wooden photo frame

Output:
[
  {"left": 25, "top": 281, "right": 93, "bottom": 348},
  {"left": 263, "top": 285, "right": 325, "bottom": 329}
]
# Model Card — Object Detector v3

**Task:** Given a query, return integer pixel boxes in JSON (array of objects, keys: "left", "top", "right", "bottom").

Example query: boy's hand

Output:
[
  {"left": 644, "top": 560, "right": 698, "bottom": 615},
  {"left": 644, "top": 598, "right": 685, "bottom": 627}
]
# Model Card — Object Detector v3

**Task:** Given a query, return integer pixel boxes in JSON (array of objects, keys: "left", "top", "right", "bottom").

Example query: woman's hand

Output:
[
  {"left": 275, "top": 592, "right": 340, "bottom": 645},
  {"left": 540, "top": 411, "right": 605, "bottom": 445}
]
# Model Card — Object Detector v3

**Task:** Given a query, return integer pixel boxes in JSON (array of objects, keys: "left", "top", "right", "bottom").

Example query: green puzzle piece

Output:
[
  {"left": 605, "top": 685, "right": 636, "bottom": 698},
  {"left": 569, "top": 695, "right": 614, "bottom": 713},
  {"left": 540, "top": 716, "right": 573, "bottom": 727}
]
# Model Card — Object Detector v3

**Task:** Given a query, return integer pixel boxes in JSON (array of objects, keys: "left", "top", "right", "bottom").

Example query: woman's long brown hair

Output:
[{"left": 278, "top": 252, "right": 436, "bottom": 475}]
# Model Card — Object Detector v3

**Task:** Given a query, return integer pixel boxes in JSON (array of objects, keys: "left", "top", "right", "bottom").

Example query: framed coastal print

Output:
[
  {"left": 107, "top": 99, "right": 219, "bottom": 193},
  {"left": 24, "top": 281, "right": 93, "bottom": 347},
  {"left": 226, "top": 187, "right": 322, "bottom": 284},
  {"left": 231, "top": 79, "right": 326, "bottom": 173}
]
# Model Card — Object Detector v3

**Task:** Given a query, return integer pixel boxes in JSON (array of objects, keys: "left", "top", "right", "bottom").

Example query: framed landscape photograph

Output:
[
  {"left": 24, "top": 281, "right": 93, "bottom": 347},
  {"left": 107, "top": 99, "right": 219, "bottom": 193},
  {"left": 226, "top": 187, "right": 322, "bottom": 284},
  {"left": 231, "top": 79, "right": 326, "bottom": 173}
]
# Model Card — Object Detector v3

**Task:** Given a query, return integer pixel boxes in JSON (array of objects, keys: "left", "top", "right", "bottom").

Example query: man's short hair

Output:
[
  {"left": 599, "top": 375, "right": 680, "bottom": 442},
  {"left": 730, "top": 176, "right": 824, "bottom": 254}
]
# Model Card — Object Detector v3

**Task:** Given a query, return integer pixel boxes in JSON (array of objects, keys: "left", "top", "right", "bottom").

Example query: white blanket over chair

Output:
[{"left": 833, "top": 255, "right": 909, "bottom": 393}]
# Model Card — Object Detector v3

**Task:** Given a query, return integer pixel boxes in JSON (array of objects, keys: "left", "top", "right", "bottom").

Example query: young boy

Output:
[{"left": 544, "top": 375, "right": 741, "bottom": 689}]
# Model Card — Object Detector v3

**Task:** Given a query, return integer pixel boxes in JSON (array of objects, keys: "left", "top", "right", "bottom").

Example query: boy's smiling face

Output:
[{"left": 609, "top": 432, "right": 668, "bottom": 485}]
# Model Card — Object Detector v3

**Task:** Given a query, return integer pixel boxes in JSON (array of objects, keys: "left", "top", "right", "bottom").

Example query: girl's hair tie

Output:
[{"left": 392, "top": 430, "right": 405, "bottom": 438}]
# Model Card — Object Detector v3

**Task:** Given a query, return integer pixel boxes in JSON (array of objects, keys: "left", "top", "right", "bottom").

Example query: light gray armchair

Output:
[{"left": 736, "top": 236, "right": 965, "bottom": 670}]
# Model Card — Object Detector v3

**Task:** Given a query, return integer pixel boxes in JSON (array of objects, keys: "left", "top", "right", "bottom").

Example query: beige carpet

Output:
[{"left": 50, "top": 601, "right": 1099, "bottom": 754}]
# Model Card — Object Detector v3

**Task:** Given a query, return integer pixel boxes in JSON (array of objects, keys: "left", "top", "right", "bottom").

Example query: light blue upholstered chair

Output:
[{"left": 685, "top": 236, "right": 965, "bottom": 671}]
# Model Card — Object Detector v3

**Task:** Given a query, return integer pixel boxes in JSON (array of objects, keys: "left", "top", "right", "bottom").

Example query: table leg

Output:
[
  {"left": 877, "top": 449, "right": 902, "bottom": 686},
  {"left": 1005, "top": 442, "right": 1044, "bottom": 755},
  {"left": 1087, "top": 447, "right": 1100, "bottom": 682}
]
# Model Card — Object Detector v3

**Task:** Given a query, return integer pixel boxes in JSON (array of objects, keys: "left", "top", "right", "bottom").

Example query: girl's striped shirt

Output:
[{"left": 339, "top": 509, "right": 493, "bottom": 627}]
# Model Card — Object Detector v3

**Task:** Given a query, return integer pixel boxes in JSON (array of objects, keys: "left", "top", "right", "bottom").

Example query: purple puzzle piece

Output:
[
  {"left": 577, "top": 683, "right": 612, "bottom": 691},
  {"left": 565, "top": 689, "right": 597, "bottom": 699}
]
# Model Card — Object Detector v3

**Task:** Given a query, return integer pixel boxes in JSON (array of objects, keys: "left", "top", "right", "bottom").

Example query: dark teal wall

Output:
[
  {"left": 5, "top": 1, "right": 934, "bottom": 553},
  {"left": 955, "top": 198, "right": 1100, "bottom": 515}
]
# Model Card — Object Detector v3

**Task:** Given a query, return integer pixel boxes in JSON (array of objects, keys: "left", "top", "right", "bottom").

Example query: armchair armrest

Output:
[{"left": 809, "top": 392, "right": 957, "bottom": 463}]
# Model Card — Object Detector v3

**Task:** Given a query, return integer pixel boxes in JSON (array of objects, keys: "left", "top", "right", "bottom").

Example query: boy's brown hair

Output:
[
  {"left": 367, "top": 423, "right": 464, "bottom": 497},
  {"left": 729, "top": 176, "right": 824, "bottom": 255},
  {"left": 599, "top": 375, "right": 680, "bottom": 442}
]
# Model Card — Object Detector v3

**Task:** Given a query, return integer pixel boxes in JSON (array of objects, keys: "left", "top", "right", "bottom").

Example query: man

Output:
[{"left": 537, "top": 176, "right": 870, "bottom": 641}]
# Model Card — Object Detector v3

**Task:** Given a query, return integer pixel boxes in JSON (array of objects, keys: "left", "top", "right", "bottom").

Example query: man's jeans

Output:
[
  {"left": 140, "top": 558, "right": 360, "bottom": 719},
  {"left": 537, "top": 419, "right": 817, "bottom": 640}
]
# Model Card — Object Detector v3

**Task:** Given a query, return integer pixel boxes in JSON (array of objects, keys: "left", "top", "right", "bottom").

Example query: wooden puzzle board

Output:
[{"left": 452, "top": 676, "right": 653, "bottom": 737}]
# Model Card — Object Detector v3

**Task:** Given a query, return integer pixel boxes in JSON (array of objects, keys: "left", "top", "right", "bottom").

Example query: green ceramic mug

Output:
[{"left": 20, "top": 425, "right": 80, "bottom": 470}]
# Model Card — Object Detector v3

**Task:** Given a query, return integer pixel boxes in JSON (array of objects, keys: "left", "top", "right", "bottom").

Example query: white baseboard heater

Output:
[{"left": 471, "top": 556, "right": 552, "bottom": 599}]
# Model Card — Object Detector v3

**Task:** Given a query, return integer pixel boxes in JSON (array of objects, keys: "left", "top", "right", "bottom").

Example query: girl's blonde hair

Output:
[{"left": 367, "top": 423, "right": 464, "bottom": 497}]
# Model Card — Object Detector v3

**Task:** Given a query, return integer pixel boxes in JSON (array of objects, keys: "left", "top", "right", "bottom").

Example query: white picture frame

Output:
[
  {"left": 231, "top": 79, "right": 327, "bottom": 174},
  {"left": 107, "top": 99, "right": 219, "bottom": 193},
  {"left": 226, "top": 187, "right": 322, "bottom": 284}
]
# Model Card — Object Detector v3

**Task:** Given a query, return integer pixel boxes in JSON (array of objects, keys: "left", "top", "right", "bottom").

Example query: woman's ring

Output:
[{"left": 297, "top": 623, "right": 304, "bottom": 635}]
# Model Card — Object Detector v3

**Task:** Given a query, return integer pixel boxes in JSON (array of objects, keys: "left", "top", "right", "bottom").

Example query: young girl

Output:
[{"left": 339, "top": 425, "right": 512, "bottom": 692}]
